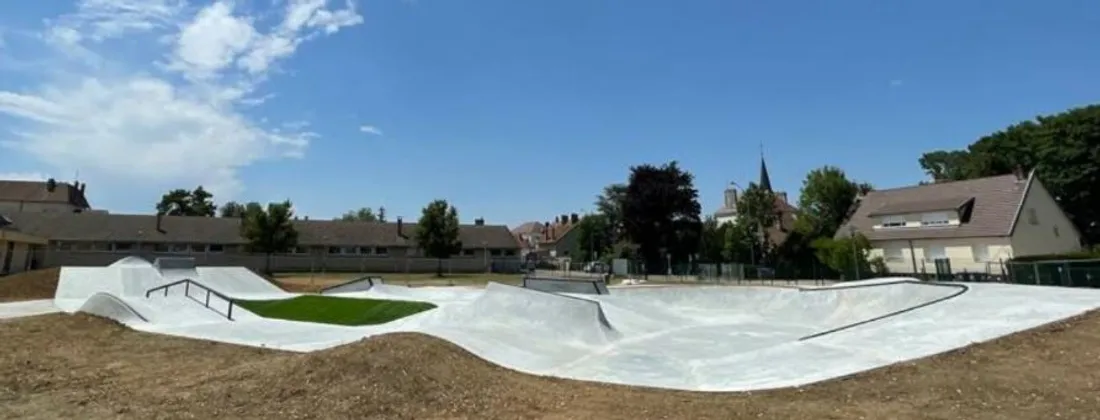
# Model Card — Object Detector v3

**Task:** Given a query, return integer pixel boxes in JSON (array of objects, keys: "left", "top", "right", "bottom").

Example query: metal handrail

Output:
[
  {"left": 144, "top": 278, "right": 237, "bottom": 321},
  {"left": 318, "top": 275, "right": 384, "bottom": 294}
]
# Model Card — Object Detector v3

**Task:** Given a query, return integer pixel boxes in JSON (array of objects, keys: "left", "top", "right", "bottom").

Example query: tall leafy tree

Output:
[
  {"left": 219, "top": 201, "right": 245, "bottom": 218},
  {"left": 919, "top": 104, "right": 1100, "bottom": 244},
  {"left": 595, "top": 183, "right": 627, "bottom": 240},
  {"left": 736, "top": 183, "right": 779, "bottom": 263},
  {"left": 377, "top": 206, "right": 388, "bottom": 223},
  {"left": 794, "top": 166, "right": 867, "bottom": 239},
  {"left": 722, "top": 219, "right": 755, "bottom": 263},
  {"left": 697, "top": 217, "right": 728, "bottom": 262},
  {"left": 811, "top": 233, "right": 872, "bottom": 281},
  {"left": 415, "top": 200, "right": 463, "bottom": 277},
  {"left": 621, "top": 161, "right": 702, "bottom": 271},
  {"left": 574, "top": 213, "right": 614, "bottom": 262},
  {"left": 338, "top": 207, "right": 377, "bottom": 222},
  {"left": 241, "top": 201, "right": 299, "bottom": 274},
  {"left": 156, "top": 186, "right": 216, "bottom": 216}
]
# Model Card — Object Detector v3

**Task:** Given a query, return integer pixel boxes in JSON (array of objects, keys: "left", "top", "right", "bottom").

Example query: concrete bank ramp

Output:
[
  {"left": 523, "top": 276, "right": 610, "bottom": 295},
  {"left": 416, "top": 282, "right": 620, "bottom": 372},
  {"left": 319, "top": 276, "right": 384, "bottom": 294}
]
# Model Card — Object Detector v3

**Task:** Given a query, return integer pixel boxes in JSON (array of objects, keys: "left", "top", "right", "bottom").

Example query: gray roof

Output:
[
  {"left": 4, "top": 212, "right": 521, "bottom": 249},
  {"left": 0, "top": 180, "right": 90, "bottom": 208},
  {"left": 837, "top": 173, "right": 1030, "bottom": 241}
]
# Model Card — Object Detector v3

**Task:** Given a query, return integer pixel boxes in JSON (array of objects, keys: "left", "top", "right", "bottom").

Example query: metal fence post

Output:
[{"left": 1033, "top": 263, "right": 1041, "bottom": 285}]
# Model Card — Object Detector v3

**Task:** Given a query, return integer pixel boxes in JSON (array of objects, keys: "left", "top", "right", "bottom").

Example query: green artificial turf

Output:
[{"left": 234, "top": 295, "right": 437, "bottom": 326}]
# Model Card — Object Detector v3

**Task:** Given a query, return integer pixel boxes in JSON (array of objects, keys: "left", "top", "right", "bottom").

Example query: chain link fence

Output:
[{"left": 1004, "top": 259, "right": 1100, "bottom": 288}]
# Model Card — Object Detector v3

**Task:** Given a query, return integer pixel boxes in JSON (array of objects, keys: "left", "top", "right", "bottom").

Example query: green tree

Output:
[
  {"left": 595, "top": 183, "right": 627, "bottom": 238},
  {"left": 338, "top": 207, "right": 377, "bottom": 222},
  {"left": 736, "top": 183, "right": 778, "bottom": 264},
  {"left": 156, "top": 186, "right": 216, "bottom": 216},
  {"left": 722, "top": 219, "right": 754, "bottom": 263},
  {"left": 918, "top": 104, "right": 1100, "bottom": 244},
  {"left": 574, "top": 214, "right": 614, "bottom": 262},
  {"left": 415, "top": 200, "right": 463, "bottom": 277},
  {"left": 219, "top": 201, "right": 245, "bottom": 218},
  {"left": 621, "top": 161, "right": 703, "bottom": 272},
  {"left": 698, "top": 217, "right": 728, "bottom": 262},
  {"left": 810, "top": 234, "right": 872, "bottom": 281},
  {"left": 794, "top": 166, "right": 868, "bottom": 239},
  {"left": 377, "top": 206, "right": 388, "bottom": 223},
  {"left": 241, "top": 200, "right": 299, "bottom": 274}
]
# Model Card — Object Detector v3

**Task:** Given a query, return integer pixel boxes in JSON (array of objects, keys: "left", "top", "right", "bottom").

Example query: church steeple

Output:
[{"left": 758, "top": 143, "right": 772, "bottom": 192}]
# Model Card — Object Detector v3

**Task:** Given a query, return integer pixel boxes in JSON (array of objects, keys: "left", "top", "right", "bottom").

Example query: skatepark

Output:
[{"left": 4, "top": 256, "right": 1100, "bottom": 392}]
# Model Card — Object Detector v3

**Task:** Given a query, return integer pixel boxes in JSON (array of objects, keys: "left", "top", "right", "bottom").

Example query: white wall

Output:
[
  {"left": 869, "top": 237, "right": 1014, "bottom": 275},
  {"left": 1010, "top": 178, "right": 1083, "bottom": 256}
]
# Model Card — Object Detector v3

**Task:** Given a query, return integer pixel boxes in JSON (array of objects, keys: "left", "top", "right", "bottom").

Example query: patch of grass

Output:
[{"left": 235, "top": 295, "right": 437, "bottom": 326}]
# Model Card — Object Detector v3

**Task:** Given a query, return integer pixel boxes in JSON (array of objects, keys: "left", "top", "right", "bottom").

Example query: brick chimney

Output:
[
  {"left": 397, "top": 216, "right": 407, "bottom": 238},
  {"left": 155, "top": 213, "right": 165, "bottom": 233},
  {"left": 570, "top": 213, "right": 579, "bottom": 224}
]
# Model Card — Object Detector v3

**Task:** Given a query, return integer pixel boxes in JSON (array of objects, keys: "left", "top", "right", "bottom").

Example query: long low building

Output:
[{"left": 2, "top": 210, "right": 523, "bottom": 274}]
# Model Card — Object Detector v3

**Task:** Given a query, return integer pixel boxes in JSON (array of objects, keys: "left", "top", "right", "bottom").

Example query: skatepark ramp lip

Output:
[
  {"left": 145, "top": 279, "right": 238, "bottom": 321},
  {"left": 78, "top": 292, "right": 150, "bottom": 323},
  {"left": 797, "top": 280, "right": 969, "bottom": 340},
  {"left": 522, "top": 276, "right": 610, "bottom": 295},
  {"left": 319, "top": 276, "right": 385, "bottom": 295}
]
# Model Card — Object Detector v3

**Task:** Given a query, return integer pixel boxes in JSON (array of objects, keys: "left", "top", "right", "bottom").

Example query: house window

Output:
[
  {"left": 883, "top": 247, "right": 904, "bottom": 262},
  {"left": 328, "top": 246, "right": 342, "bottom": 254},
  {"left": 374, "top": 247, "right": 389, "bottom": 256},
  {"left": 357, "top": 246, "right": 372, "bottom": 255},
  {"left": 920, "top": 212, "right": 950, "bottom": 226},
  {"left": 925, "top": 246, "right": 946, "bottom": 261},
  {"left": 110, "top": 242, "right": 134, "bottom": 251},
  {"left": 462, "top": 249, "right": 475, "bottom": 257},
  {"left": 971, "top": 245, "right": 989, "bottom": 262},
  {"left": 1027, "top": 208, "right": 1039, "bottom": 225},
  {"left": 207, "top": 244, "right": 225, "bottom": 253},
  {"left": 881, "top": 216, "right": 906, "bottom": 228},
  {"left": 504, "top": 250, "right": 516, "bottom": 256},
  {"left": 490, "top": 249, "right": 503, "bottom": 257},
  {"left": 292, "top": 246, "right": 309, "bottom": 254}
]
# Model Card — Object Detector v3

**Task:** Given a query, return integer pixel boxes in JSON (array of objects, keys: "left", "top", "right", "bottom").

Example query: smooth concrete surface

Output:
[
  {"left": 21, "top": 257, "right": 1100, "bottom": 391},
  {"left": 0, "top": 299, "right": 59, "bottom": 320}
]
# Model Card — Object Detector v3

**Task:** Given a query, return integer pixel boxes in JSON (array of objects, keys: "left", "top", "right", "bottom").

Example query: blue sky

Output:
[{"left": 1, "top": 1, "right": 1098, "bottom": 228}]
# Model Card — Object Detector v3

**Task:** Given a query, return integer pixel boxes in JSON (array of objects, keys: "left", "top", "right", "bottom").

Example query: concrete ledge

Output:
[{"left": 522, "top": 276, "right": 610, "bottom": 295}]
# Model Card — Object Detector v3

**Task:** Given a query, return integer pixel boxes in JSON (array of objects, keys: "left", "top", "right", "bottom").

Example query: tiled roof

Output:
[
  {"left": 0, "top": 180, "right": 90, "bottom": 208},
  {"left": 5, "top": 212, "right": 521, "bottom": 249},
  {"left": 837, "top": 173, "right": 1029, "bottom": 241}
]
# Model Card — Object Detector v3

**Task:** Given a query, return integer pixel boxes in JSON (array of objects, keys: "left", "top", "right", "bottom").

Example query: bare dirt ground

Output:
[
  {"left": 271, "top": 272, "right": 523, "bottom": 293},
  {"left": 3, "top": 269, "right": 1100, "bottom": 419},
  {"left": 2, "top": 311, "right": 1100, "bottom": 420},
  {"left": 0, "top": 268, "right": 60, "bottom": 302}
]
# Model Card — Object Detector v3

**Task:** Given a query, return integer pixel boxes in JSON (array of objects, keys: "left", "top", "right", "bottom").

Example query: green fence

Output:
[{"left": 1006, "top": 259, "right": 1100, "bottom": 288}]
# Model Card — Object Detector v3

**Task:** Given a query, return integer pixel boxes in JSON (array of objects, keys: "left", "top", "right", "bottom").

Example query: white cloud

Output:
[
  {"left": 359, "top": 125, "right": 382, "bottom": 136},
  {"left": 0, "top": 0, "right": 362, "bottom": 199}
]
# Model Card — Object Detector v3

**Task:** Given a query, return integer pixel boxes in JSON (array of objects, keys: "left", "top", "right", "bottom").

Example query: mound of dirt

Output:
[
  {"left": 3, "top": 310, "right": 1100, "bottom": 419},
  {"left": 0, "top": 268, "right": 60, "bottom": 302}
]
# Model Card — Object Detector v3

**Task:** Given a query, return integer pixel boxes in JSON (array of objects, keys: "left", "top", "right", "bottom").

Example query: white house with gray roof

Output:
[{"left": 839, "top": 169, "right": 1084, "bottom": 275}]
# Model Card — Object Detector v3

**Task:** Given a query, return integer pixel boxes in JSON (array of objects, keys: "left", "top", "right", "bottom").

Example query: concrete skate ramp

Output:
[
  {"left": 319, "top": 276, "right": 384, "bottom": 294},
  {"left": 523, "top": 276, "right": 610, "bottom": 295},
  {"left": 44, "top": 261, "right": 1100, "bottom": 392},
  {"left": 77, "top": 292, "right": 149, "bottom": 324}
]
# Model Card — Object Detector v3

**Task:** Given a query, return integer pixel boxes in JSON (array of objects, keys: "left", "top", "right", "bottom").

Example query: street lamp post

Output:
[{"left": 849, "top": 226, "right": 860, "bottom": 281}]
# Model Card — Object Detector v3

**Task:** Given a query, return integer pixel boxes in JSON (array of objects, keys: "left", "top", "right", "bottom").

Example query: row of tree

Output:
[
  {"left": 574, "top": 103, "right": 1100, "bottom": 276},
  {"left": 153, "top": 191, "right": 466, "bottom": 276},
  {"left": 573, "top": 163, "right": 875, "bottom": 277}
]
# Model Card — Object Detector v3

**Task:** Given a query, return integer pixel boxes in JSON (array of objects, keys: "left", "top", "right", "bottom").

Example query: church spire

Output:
[{"left": 758, "top": 142, "right": 772, "bottom": 191}]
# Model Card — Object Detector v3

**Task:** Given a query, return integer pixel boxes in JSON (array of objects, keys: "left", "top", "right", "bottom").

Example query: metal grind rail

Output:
[{"left": 145, "top": 279, "right": 238, "bottom": 321}]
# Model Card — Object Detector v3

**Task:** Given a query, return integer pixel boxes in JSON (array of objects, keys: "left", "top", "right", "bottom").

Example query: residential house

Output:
[
  {"left": 2, "top": 211, "right": 522, "bottom": 273},
  {"left": 714, "top": 157, "right": 798, "bottom": 247},
  {"left": 0, "top": 179, "right": 92, "bottom": 214},
  {"left": 838, "top": 169, "right": 1084, "bottom": 275},
  {"left": 512, "top": 214, "right": 582, "bottom": 261},
  {"left": 0, "top": 214, "right": 47, "bottom": 275},
  {"left": 0, "top": 178, "right": 522, "bottom": 274}
]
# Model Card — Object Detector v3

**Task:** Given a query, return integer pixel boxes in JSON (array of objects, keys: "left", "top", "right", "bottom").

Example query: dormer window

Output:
[
  {"left": 881, "top": 215, "right": 906, "bottom": 228},
  {"left": 921, "top": 212, "right": 951, "bottom": 226}
]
